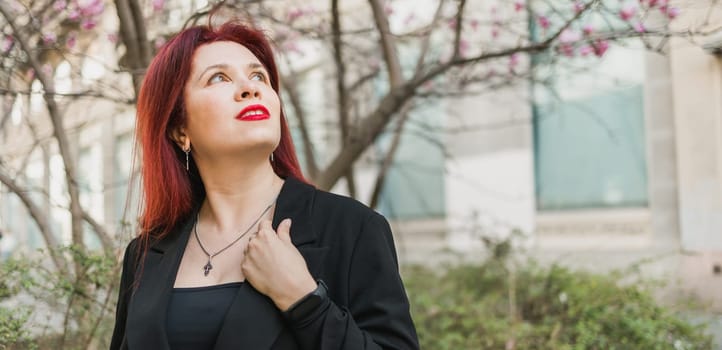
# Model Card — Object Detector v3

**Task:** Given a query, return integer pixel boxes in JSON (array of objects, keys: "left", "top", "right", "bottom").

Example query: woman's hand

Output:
[{"left": 242, "top": 219, "right": 318, "bottom": 311}]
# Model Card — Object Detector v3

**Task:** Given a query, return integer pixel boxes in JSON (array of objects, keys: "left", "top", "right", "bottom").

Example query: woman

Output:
[{"left": 110, "top": 21, "right": 419, "bottom": 350}]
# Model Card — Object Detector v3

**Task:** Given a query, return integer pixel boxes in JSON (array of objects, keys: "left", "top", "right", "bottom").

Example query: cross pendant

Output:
[{"left": 203, "top": 260, "right": 213, "bottom": 276}]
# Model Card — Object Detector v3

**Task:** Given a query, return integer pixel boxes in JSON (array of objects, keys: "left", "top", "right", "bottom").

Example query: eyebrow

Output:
[{"left": 196, "top": 62, "right": 267, "bottom": 82}]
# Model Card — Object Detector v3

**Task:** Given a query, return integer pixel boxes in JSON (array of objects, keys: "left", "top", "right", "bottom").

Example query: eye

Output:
[
  {"left": 250, "top": 71, "right": 267, "bottom": 82},
  {"left": 208, "top": 72, "right": 230, "bottom": 84}
]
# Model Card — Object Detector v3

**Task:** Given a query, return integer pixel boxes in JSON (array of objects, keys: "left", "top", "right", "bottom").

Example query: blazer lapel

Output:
[
  {"left": 126, "top": 214, "right": 195, "bottom": 350},
  {"left": 214, "top": 177, "right": 327, "bottom": 349},
  {"left": 273, "top": 177, "right": 328, "bottom": 278}
]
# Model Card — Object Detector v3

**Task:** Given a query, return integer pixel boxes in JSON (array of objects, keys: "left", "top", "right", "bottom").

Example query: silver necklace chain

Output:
[{"left": 194, "top": 197, "right": 276, "bottom": 276}]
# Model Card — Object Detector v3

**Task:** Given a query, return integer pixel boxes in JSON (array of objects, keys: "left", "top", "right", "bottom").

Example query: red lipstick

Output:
[{"left": 236, "top": 104, "right": 270, "bottom": 121}]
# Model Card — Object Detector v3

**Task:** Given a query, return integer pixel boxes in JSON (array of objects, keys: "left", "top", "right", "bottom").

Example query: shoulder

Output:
[{"left": 310, "top": 186, "right": 386, "bottom": 226}]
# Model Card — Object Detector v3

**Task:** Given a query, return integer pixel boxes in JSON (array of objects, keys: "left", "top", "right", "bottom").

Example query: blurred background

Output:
[{"left": 1, "top": 0, "right": 721, "bottom": 348}]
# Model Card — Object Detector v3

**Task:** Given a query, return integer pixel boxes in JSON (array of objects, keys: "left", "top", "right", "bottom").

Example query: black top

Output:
[
  {"left": 166, "top": 282, "right": 243, "bottom": 350},
  {"left": 111, "top": 177, "right": 419, "bottom": 349}
]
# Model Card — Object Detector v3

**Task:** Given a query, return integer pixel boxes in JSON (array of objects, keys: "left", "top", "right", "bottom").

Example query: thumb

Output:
[{"left": 277, "top": 218, "right": 292, "bottom": 244}]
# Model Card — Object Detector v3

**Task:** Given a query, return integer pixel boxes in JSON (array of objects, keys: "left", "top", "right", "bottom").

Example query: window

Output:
[
  {"left": 531, "top": 3, "right": 648, "bottom": 210},
  {"left": 375, "top": 123, "right": 447, "bottom": 220},
  {"left": 375, "top": 44, "right": 446, "bottom": 220}
]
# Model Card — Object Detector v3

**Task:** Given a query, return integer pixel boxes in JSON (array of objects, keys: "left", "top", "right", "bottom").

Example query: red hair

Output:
[{"left": 135, "top": 22, "right": 307, "bottom": 245}]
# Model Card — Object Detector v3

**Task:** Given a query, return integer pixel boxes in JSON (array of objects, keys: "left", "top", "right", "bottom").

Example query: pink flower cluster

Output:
[
  {"left": 553, "top": 23, "right": 610, "bottom": 58},
  {"left": 54, "top": 0, "right": 106, "bottom": 31},
  {"left": 286, "top": 6, "right": 317, "bottom": 23},
  {"left": 1, "top": 35, "right": 13, "bottom": 54},
  {"left": 639, "top": 0, "right": 680, "bottom": 18}
]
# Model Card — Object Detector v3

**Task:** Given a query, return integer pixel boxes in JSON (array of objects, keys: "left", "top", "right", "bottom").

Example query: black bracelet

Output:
[{"left": 283, "top": 279, "right": 328, "bottom": 321}]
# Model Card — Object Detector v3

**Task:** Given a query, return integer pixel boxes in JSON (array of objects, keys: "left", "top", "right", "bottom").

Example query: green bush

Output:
[
  {"left": 404, "top": 261, "right": 713, "bottom": 350},
  {"left": 0, "top": 246, "right": 118, "bottom": 350}
]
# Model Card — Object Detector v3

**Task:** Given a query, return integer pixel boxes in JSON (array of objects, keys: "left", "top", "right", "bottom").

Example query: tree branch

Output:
[
  {"left": 1, "top": 2, "right": 89, "bottom": 254},
  {"left": 0, "top": 88, "right": 134, "bottom": 104},
  {"left": 0, "top": 168, "right": 68, "bottom": 274},
  {"left": 280, "top": 67, "right": 319, "bottom": 179},
  {"left": 332, "top": 0, "right": 356, "bottom": 196},
  {"left": 368, "top": 0, "right": 403, "bottom": 87},
  {"left": 369, "top": 102, "right": 411, "bottom": 209},
  {"left": 451, "top": 0, "right": 467, "bottom": 60}
]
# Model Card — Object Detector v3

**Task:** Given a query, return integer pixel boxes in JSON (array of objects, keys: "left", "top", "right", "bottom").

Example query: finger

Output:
[
  {"left": 277, "top": 218, "right": 292, "bottom": 244},
  {"left": 245, "top": 235, "right": 254, "bottom": 254},
  {"left": 257, "top": 219, "right": 273, "bottom": 238}
]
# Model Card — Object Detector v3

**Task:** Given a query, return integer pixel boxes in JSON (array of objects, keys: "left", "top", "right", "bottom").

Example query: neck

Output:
[{"left": 195, "top": 156, "right": 283, "bottom": 234}]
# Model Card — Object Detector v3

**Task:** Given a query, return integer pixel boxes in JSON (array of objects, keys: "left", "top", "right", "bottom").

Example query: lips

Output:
[{"left": 236, "top": 104, "right": 270, "bottom": 121}]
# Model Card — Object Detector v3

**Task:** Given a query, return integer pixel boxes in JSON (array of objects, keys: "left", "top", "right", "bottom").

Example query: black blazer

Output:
[{"left": 110, "top": 177, "right": 419, "bottom": 349}]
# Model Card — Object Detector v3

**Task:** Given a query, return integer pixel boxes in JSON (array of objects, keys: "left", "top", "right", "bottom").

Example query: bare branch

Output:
[
  {"left": 0, "top": 2, "right": 88, "bottom": 253},
  {"left": 413, "top": 0, "right": 446, "bottom": 77},
  {"left": 451, "top": 0, "right": 468, "bottom": 60},
  {"left": 0, "top": 88, "right": 134, "bottom": 104},
  {"left": 369, "top": 102, "right": 411, "bottom": 209},
  {"left": 368, "top": 0, "right": 403, "bottom": 87},
  {"left": 81, "top": 209, "right": 114, "bottom": 251},
  {"left": 331, "top": 0, "right": 357, "bottom": 196},
  {"left": 0, "top": 167, "right": 68, "bottom": 274},
  {"left": 280, "top": 67, "right": 319, "bottom": 179}
]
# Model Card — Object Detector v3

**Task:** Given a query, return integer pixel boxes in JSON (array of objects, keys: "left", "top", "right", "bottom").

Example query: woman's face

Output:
[{"left": 181, "top": 41, "right": 281, "bottom": 162}]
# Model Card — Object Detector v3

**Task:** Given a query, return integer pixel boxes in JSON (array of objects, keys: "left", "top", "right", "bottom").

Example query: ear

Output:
[{"left": 170, "top": 126, "right": 191, "bottom": 151}]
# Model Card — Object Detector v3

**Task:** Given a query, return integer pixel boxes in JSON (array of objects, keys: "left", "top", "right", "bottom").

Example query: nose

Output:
[{"left": 234, "top": 80, "right": 261, "bottom": 101}]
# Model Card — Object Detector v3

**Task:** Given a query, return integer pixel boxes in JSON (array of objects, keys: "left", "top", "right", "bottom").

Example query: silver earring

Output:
[
  {"left": 184, "top": 147, "right": 190, "bottom": 171},
  {"left": 270, "top": 152, "right": 274, "bottom": 162}
]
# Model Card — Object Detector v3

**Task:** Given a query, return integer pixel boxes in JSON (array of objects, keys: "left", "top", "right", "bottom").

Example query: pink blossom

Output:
[
  {"left": 509, "top": 53, "right": 520, "bottom": 73},
  {"left": 79, "top": 0, "right": 104, "bottom": 17},
  {"left": 152, "top": 0, "right": 164, "bottom": 12},
  {"left": 633, "top": 21, "right": 646, "bottom": 33},
  {"left": 448, "top": 18, "right": 457, "bottom": 29},
  {"left": 573, "top": 1, "right": 585, "bottom": 14},
  {"left": 470, "top": 19, "right": 479, "bottom": 31},
  {"left": 53, "top": 0, "right": 67, "bottom": 11},
  {"left": 559, "top": 43, "right": 575, "bottom": 57},
  {"left": 283, "top": 41, "right": 303, "bottom": 55},
  {"left": 509, "top": 53, "right": 520, "bottom": 68},
  {"left": 154, "top": 37, "right": 167, "bottom": 50},
  {"left": 592, "top": 39, "right": 609, "bottom": 57},
  {"left": 537, "top": 15, "right": 550, "bottom": 30},
  {"left": 459, "top": 39, "right": 469, "bottom": 57},
  {"left": 619, "top": 4, "right": 637, "bottom": 21},
  {"left": 287, "top": 8, "right": 304, "bottom": 22},
  {"left": 66, "top": 32, "right": 77, "bottom": 49},
  {"left": 559, "top": 29, "right": 581, "bottom": 44},
  {"left": 403, "top": 13, "right": 415, "bottom": 26},
  {"left": 107, "top": 33, "right": 118, "bottom": 44},
  {"left": 583, "top": 23, "right": 595, "bottom": 36},
  {"left": 647, "top": 0, "right": 658, "bottom": 7},
  {"left": 514, "top": 0, "right": 524, "bottom": 12},
  {"left": 68, "top": 9, "right": 80, "bottom": 21},
  {"left": 384, "top": 3, "right": 393, "bottom": 16},
  {"left": 81, "top": 18, "right": 96, "bottom": 30},
  {"left": 1, "top": 35, "right": 13, "bottom": 53},
  {"left": 42, "top": 32, "right": 57, "bottom": 45},
  {"left": 579, "top": 45, "right": 593, "bottom": 56},
  {"left": 491, "top": 27, "right": 499, "bottom": 39},
  {"left": 666, "top": 7, "right": 680, "bottom": 19}
]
